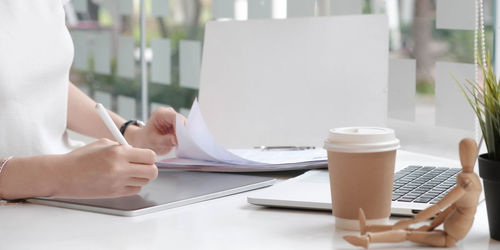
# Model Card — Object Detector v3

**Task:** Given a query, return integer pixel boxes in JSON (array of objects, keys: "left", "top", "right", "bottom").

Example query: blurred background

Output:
[{"left": 65, "top": 0, "right": 496, "bottom": 158}]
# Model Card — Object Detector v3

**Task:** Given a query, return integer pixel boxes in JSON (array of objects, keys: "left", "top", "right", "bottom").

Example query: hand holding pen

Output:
[{"left": 47, "top": 104, "right": 159, "bottom": 198}]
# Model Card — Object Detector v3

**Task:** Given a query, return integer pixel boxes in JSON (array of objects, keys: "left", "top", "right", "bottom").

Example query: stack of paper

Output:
[{"left": 156, "top": 100, "right": 327, "bottom": 172}]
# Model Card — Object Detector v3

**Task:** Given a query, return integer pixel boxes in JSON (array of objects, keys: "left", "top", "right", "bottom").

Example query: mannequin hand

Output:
[
  {"left": 55, "top": 138, "right": 158, "bottom": 198},
  {"left": 127, "top": 107, "right": 186, "bottom": 155},
  {"left": 393, "top": 218, "right": 415, "bottom": 230}
]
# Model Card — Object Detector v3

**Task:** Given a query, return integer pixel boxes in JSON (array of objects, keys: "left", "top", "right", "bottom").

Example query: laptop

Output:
[
  {"left": 28, "top": 170, "right": 275, "bottom": 216},
  {"left": 247, "top": 149, "right": 484, "bottom": 216},
  {"left": 199, "top": 15, "right": 389, "bottom": 148}
]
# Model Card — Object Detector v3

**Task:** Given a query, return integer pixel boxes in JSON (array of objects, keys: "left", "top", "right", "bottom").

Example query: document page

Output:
[
  {"left": 175, "top": 100, "right": 263, "bottom": 165},
  {"left": 229, "top": 149, "right": 326, "bottom": 165},
  {"left": 173, "top": 100, "right": 326, "bottom": 166}
]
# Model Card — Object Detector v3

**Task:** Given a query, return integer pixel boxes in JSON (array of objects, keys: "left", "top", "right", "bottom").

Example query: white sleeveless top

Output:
[{"left": 0, "top": 0, "right": 81, "bottom": 157}]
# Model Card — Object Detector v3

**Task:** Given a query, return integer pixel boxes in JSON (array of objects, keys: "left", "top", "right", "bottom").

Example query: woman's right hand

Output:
[{"left": 54, "top": 138, "right": 158, "bottom": 198}]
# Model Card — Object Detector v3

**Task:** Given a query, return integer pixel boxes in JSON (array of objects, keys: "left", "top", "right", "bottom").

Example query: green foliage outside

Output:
[
  {"left": 416, "top": 79, "right": 434, "bottom": 95},
  {"left": 74, "top": 0, "right": 496, "bottom": 112},
  {"left": 74, "top": 24, "right": 204, "bottom": 118}
]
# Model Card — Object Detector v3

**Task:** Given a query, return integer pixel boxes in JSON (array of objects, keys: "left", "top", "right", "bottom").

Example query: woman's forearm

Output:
[
  {"left": 0, "top": 155, "right": 63, "bottom": 200},
  {"left": 66, "top": 82, "right": 181, "bottom": 153},
  {"left": 66, "top": 83, "right": 127, "bottom": 140},
  {"left": 0, "top": 139, "right": 159, "bottom": 200}
]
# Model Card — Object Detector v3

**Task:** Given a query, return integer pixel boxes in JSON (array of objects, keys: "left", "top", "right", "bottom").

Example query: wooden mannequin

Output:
[{"left": 344, "top": 138, "right": 482, "bottom": 248}]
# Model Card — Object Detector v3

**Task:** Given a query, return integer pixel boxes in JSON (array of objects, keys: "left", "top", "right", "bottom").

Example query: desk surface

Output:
[{"left": 0, "top": 183, "right": 498, "bottom": 250}]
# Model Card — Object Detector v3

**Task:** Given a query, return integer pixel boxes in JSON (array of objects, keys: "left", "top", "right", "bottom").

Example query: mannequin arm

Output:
[
  {"left": 393, "top": 187, "right": 465, "bottom": 230},
  {"left": 413, "top": 186, "right": 465, "bottom": 223},
  {"left": 423, "top": 204, "right": 456, "bottom": 231}
]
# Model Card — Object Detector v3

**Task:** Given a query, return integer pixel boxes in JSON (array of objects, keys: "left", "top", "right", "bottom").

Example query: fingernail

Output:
[{"left": 171, "top": 137, "right": 177, "bottom": 146}]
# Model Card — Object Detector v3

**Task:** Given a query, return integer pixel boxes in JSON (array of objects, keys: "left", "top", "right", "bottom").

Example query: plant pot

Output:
[{"left": 478, "top": 153, "right": 500, "bottom": 241}]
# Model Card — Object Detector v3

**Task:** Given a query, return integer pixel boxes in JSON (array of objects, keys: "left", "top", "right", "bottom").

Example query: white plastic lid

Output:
[{"left": 323, "top": 127, "right": 400, "bottom": 153}]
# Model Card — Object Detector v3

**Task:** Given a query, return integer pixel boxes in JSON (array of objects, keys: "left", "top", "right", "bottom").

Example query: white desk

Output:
[{"left": 0, "top": 182, "right": 498, "bottom": 250}]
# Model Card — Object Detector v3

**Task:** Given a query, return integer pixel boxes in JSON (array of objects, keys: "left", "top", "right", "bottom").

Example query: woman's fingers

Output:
[
  {"left": 126, "top": 147, "right": 157, "bottom": 164},
  {"left": 152, "top": 107, "right": 177, "bottom": 134},
  {"left": 125, "top": 163, "right": 158, "bottom": 180},
  {"left": 126, "top": 177, "right": 151, "bottom": 187},
  {"left": 121, "top": 186, "right": 142, "bottom": 196},
  {"left": 154, "top": 133, "right": 177, "bottom": 147},
  {"left": 178, "top": 114, "right": 187, "bottom": 126},
  {"left": 157, "top": 135, "right": 177, "bottom": 155}
]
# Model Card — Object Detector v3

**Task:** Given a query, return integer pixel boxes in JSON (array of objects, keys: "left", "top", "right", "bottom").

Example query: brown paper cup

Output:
[{"left": 323, "top": 127, "right": 399, "bottom": 230}]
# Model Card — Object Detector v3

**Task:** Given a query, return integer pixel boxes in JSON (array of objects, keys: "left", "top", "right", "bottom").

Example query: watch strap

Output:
[{"left": 120, "top": 120, "right": 145, "bottom": 135}]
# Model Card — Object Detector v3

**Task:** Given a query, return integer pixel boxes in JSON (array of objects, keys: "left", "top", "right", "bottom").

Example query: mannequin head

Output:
[{"left": 459, "top": 138, "right": 477, "bottom": 173}]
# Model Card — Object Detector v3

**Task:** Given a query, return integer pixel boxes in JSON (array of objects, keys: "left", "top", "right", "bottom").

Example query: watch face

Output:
[
  {"left": 135, "top": 120, "right": 146, "bottom": 127},
  {"left": 120, "top": 120, "right": 145, "bottom": 135}
]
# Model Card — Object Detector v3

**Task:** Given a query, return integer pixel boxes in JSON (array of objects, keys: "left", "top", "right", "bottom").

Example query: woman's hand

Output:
[
  {"left": 0, "top": 139, "right": 158, "bottom": 200},
  {"left": 54, "top": 138, "right": 158, "bottom": 198},
  {"left": 126, "top": 107, "right": 186, "bottom": 155}
]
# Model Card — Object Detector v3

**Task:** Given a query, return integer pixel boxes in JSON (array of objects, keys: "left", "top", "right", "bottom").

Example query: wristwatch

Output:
[{"left": 120, "top": 120, "right": 145, "bottom": 135}]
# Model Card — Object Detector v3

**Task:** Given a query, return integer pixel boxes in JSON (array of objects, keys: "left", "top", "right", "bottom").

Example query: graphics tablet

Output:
[{"left": 28, "top": 170, "right": 275, "bottom": 216}]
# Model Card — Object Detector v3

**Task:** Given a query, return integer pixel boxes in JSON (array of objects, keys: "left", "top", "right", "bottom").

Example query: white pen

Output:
[{"left": 95, "top": 103, "right": 129, "bottom": 145}]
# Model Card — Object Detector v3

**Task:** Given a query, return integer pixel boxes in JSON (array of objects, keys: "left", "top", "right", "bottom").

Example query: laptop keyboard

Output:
[{"left": 392, "top": 166, "right": 460, "bottom": 204}]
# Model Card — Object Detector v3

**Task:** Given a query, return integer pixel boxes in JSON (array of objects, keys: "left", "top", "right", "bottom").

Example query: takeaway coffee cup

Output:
[{"left": 323, "top": 127, "right": 400, "bottom": 230}]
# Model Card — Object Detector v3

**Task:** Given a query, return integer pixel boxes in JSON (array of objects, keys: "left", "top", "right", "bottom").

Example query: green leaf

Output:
[{"left": 454, "top": 52, "right": 500, "bottom": 160}]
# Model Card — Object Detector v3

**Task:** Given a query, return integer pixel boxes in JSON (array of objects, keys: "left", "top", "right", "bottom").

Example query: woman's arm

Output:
[
  {"left": 0, "top": 139, "right": 158, "bottom": 200},
  {"left": 0, "top": 155, "right": 60, "bottom": 199},
  {"left": 67, "top": 83, "right": 182, "bottom": 155},
  {"left": 66, "top": 83, "right": 126, "bottom": 140},
  {"left": 0, "top": 83, "right": 181, "bottom": 200}
]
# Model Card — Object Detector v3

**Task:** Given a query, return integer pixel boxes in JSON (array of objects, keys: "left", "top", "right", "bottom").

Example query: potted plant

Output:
[{"left": 457, "top": 54, "right": 500, "bottom": 241}]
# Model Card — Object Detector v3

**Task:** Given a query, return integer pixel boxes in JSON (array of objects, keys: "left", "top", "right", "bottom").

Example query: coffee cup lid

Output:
[{"left": 323, "top": 127, "right": 400, "bottom": 153}]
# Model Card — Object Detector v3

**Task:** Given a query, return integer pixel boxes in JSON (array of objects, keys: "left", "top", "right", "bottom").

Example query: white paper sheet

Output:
[
  {"left": 156, "top": 158, "right": 327, "bottom": 172},
  {"left": 175, "top": 100, "right": 263, "bottom": 164},
  {"left": 173, "top": 99, "right": 327, "bottom": 166},
  {"left": 230, "top": 149, "right": 327, "bottom": 164}
]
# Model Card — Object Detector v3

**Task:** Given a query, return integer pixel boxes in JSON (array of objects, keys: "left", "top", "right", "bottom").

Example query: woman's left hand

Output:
[{"left": 126, "top": 107, "right": 186, "bottom": 155}]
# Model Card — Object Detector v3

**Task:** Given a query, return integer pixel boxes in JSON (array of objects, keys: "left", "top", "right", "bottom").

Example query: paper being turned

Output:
[{"left": 157, "top": 99, "right": 327, "bottom": 171}]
